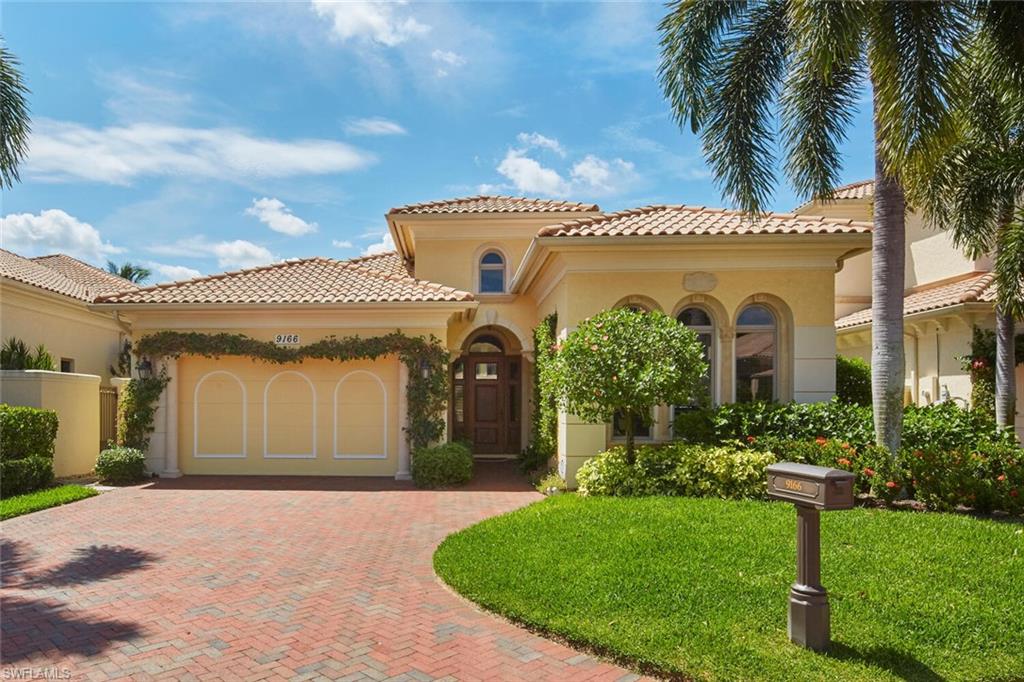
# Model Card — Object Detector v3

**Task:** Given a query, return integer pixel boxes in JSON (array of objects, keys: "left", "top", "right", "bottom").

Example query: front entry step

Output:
[{"left": 472, "top": 453, "right": 518, "bottom": 461}]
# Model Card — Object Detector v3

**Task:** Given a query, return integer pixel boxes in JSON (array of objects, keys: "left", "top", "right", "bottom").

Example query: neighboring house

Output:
[
  {"left": 795, "top": 180, "right": 1024, "bottom": 438},
  {"left": 0, "top": 249, "right": 136, "bottom": 381},
  {"left": 93, "top": 195, "right": 869, "bottom": 483}
]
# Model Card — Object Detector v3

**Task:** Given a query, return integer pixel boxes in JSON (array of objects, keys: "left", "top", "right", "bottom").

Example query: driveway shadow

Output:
[{"left": 1, "top": 539, "right": 156, "bottom": 664}]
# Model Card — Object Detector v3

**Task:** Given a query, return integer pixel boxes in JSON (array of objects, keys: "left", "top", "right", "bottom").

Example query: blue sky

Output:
[{"left": 2, "top": 2, "right": 876, "bottom": 282}]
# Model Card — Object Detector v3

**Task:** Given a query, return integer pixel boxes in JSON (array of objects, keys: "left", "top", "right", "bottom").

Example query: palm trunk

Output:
[
  {"left": 994, "top": 309, "right": 1016, "bottom": 429},
  {"left": 870, "top": 88, "right": 907, "bottom": 455}
]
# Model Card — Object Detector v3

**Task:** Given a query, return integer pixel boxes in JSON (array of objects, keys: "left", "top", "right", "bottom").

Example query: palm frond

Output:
[
  {"left": 701, "top": 0, "right": 791, "bottom": 214},
  {"left": 782, "top": 0, "right": 867, "bottom": 202},
  {"left": 659, "top": 0, "right": 748, "bottom": 134},
  {"left": 0, "top": 42, "right": 31, "bottom": 190},
  {"left": 994, "top": 211, "right": 1024, "bottom": 319}
]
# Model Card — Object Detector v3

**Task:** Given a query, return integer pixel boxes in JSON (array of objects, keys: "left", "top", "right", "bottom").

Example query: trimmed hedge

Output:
[
  {"left": 0, "top": 404, "right": 59, "bottom": 497},
  {"left": 0, "top": 404, "right": 59, "bottom": 460},
  {"left": 1, "top": 456, "right": 55, "bottom": 497},
  {"left": 95, "top": 446, "right": 147, "bottom": 485},
  {"left": 411, "top": 442, "right": 473, "bottom": 489},
  {"left": 836, "top": 355, "right": 872, "bottom": 406},
  {"left": 672, "top": 399, "right": 1014, "bottom": 453},
  {"left": 577, "top": 443, "right": 776, "bottom": 500}
]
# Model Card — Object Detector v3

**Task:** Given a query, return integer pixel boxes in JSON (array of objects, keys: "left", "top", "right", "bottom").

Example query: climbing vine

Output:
[
  {"left": 116, "top": 368, "right": 170, "bottom": 451},
  {"left": 960, "top": 326, "right": 1024, "bottom": 418},
  {"left": 134, "top": 331, "right": 449, "bottom": 450},
  {"left": 521, "top": 313, "right": 559, "bottom": 473}
]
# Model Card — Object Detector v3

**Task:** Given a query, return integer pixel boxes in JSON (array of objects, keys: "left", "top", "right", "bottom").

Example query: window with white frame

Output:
[
  {"left": 674, "top": 307, "right": 715, "bottom": 423},
  {"left": 735, "top": 304, "right": 777, "bottom": 402},
  {"left": 479, "top": 251, "right": 505, "bottom": 293}
]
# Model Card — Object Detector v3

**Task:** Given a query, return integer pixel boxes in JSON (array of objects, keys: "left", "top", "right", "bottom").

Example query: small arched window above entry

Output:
[{"left": 479, "top": 251, "right": 505, "bottom": 293}]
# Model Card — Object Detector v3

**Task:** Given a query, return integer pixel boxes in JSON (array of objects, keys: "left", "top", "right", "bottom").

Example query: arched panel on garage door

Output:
[
  {"left": 333, "top": 370, "right": 388, "bottom": 459},
  {"left": 263, "top": 370, "right": 316, "bottom": 459},
  {"left": 194, "top": 371, "right": 247, "bottom": 458}
]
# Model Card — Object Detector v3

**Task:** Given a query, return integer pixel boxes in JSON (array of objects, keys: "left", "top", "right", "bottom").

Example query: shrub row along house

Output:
[{"left": 1, "top": 189, "right": 1019, "bottom": 483}]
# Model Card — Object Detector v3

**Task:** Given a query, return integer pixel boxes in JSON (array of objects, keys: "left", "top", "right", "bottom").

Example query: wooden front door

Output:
[{"left": 453, "top": 355, "right": 521, "bottom": 455}]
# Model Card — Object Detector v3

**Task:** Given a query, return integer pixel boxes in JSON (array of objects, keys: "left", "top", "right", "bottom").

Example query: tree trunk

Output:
[
  {"left": 995, "top": 310, "right": 1016, "bottom": 428},
  {"left": 623, "top": 411, "right": 636, "bottom": 464},
  {"left": 870, "top": 91, "right": 907, "bottom": 455}
]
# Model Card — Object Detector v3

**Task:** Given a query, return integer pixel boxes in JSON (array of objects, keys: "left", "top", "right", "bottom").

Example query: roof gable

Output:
[
  {"left": 537, "top": 205, "right": 873, "bottom": 238},
  {"left": 96, "top": 253, "right": 472, "bottom": 305},
  {"left": 31, "top": 254, "right": 139, "bottom": 298},
  {"left": 1, "top": 249, "right": 137, "bottom": 302},
  {"left": 836, "top": 272, "right": 996, "bottom": 329}
]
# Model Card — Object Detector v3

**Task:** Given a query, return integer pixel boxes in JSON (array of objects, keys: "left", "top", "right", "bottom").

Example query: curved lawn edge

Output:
[
  {"left": 0, "top": 484, "right": 99, "bottom": 520},
  {"left": 433, "top": 494, "right": 1024, "bottom": 682}
]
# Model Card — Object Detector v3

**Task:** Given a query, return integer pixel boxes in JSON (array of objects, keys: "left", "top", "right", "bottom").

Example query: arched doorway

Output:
[{"left": 452, "top": 327, "right": 522, "bottom": 455}]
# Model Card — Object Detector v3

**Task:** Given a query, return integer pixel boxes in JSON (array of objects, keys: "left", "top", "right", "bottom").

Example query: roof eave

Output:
[{"left": 89, "top": 299, "right": 477, "bottom": 312}]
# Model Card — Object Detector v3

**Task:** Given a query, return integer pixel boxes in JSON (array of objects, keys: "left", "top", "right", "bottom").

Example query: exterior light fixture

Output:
[{"left": 136, "top": 358, "right": 154, "bottom": 380}]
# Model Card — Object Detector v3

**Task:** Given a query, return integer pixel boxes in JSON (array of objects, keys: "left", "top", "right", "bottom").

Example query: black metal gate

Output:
[{"left": 99, "top": 386, "right": 118, "bottom": 449}]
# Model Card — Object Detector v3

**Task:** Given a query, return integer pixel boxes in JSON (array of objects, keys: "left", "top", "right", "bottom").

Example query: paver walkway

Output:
[{"left": 2, "top": 463, "right": 646, "bottom": 681}]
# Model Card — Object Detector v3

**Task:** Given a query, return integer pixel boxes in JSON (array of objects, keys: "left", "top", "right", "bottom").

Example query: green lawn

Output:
[
  {"left": 434, "top": 495, "right": 1024, "bottom": 681},
  {"left": 0, "top": 484, "right": 99, "bottom": 520}
]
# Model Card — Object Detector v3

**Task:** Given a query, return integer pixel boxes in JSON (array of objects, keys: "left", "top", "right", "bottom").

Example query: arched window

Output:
[
  {"left": 479, "top": 251, "right": 505, "bottom": 293},
  {"left": 735, "top": 304, "right": 777, "bottom": 402},
  {"left": 676, "top": 307, "right": 715, "bottom": 407}
]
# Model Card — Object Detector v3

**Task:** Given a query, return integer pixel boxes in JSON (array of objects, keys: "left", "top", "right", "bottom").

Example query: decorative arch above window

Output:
[
  {"left": 613, "top": 295, "right": 662, "bottom": 314},
  {"left": 479, "top": 250, "right": 505, "bottom": 293}
]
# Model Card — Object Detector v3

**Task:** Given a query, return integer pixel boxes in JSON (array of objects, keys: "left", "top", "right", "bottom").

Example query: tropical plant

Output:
[
  {"left": 658, "top": 1, "right": 976, "bottom": 454},
  {"left": 0, "top": 41, "right": 30, "bottom": 189},
  {"left": 550, "top": 308, "right": 707, "bottom": 462},
  {"left": 106, "top": 261, "right": 152, "bottom": 284},
  {"left": 836, "top": 354, "right": 872, "bottom": 407},
  {"left": 907, "top": 31, "right": 1024, "bottom": 431},
  {"left": 0, "top": 337, "right": 56, "bottom": 371}
]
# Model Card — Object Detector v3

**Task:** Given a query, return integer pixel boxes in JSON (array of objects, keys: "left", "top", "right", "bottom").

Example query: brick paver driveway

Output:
[{"left": 2, "top": 463, "right": 645, "bottom": 681}]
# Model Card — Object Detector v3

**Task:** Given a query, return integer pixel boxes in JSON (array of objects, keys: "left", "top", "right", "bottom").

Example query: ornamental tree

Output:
[{"left": 552, "top": 307, "right": 708, "bottom": 462}]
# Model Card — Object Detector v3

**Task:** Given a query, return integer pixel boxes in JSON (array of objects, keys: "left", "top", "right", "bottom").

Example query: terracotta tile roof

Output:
[
  {"left": 96, "top": 255, "right": 472, "bottom": 305},
  {"left": 342, "top": 250, "right": 411, "bottom": 277},
  {"left": 31, "top": 254, "right": 140, "bottom": 298},
  {"left": 537, "top": 205, "right": 873, "bottom": 238},
  {"left": 836, "top": 273, "right": 997, "bottom": 329},
  {"left": 831, "top": 179, "right": 874, "bottom": 200},
  {"left": 389, "top": 195, "right": 599, "bottom": 215}
]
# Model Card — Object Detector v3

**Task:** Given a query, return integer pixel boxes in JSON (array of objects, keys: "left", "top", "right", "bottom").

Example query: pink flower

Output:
[
  {"left": 998, "top": 474, "right": 1007, "bottom": 482},
  {"left": 885, "top": 481, "right": 898, "bottom": 489},
  {"left": 863, "top": 467, "right": 876, "bottom": 477},
  {"left": 590, "top": 344, "right": 598, "bottom": 351},
  {"left": 746, "top": 435, "right": 756, "bottom": 444},
  {"left": 840, "top": 442, "right": 851, "bottom": 450}
]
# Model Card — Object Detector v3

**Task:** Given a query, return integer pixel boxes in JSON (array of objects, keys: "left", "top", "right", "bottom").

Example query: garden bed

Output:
[{"left": 435, "top": 495, "right": 1024, "bottom": 681}]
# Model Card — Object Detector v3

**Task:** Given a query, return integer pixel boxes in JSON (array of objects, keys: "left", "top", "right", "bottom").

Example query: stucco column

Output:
[
  {"left": 395, "top": 362, "right": 411, "bottom": 480},
  {"left": 161, "top": 357, "right": 182, "bottom": 478},
  {"left": 719, "top": 326, "right": 736, "bottom": 404}
]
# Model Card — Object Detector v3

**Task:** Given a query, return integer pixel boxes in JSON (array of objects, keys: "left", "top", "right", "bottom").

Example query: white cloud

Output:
[
  {"left": 570, "top": 155, "right": 639, "bottom": 196},
  {"left": 497, "top": 149, "right": 570, "bottom": 197},
  {"left": 344, "top": 117, "right": 407, "bottom": 136},
  {"left": 431, "top": 48, "right": 466, "bottom": 75},
  {"left": 26, "top": 119, "right": 375, "bottom": 186},
  {"left": 97, "top": 68, "right": 195, "bottom": 123},
  {"left": 331, "top": 239, "right": 354, "bottom": 248},
  {"left": 311, "top": 1, "right": 429, "bottom": 47},
  {"left": 516, "top": 132, "right": 565, "bottom": 157},
  {"left": 362, "top": 232, "right": 395, "bottom": 256},
  {"left": 245, "top": 197, "right": 317, "bottom": 237},
  {"left": 1, "top": 209, "right": 123, "bottom": 262},
  {"left": 144, "top": 261, "right": 203, "bottom": 283},
  {"left": 149, "top": 236, "right": 277, "bottom": 270}
]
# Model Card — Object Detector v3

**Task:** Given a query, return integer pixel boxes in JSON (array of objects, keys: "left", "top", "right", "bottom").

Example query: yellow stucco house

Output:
[
  {"left": 796, "top": 180, "right": 1024, "bottom": 438},
  {"left": 82, "top": 195, "right": 870, "bottom": 483}
]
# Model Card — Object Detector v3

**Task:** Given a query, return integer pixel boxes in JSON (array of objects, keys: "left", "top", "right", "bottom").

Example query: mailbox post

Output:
[{"left": 766, "top": 462, "right": 854, "bottom": 652}]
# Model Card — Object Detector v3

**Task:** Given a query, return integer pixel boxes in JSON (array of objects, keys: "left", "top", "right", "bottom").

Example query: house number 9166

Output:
[{"left": 275, "top": 334, "right": 300, "bottom": 345}]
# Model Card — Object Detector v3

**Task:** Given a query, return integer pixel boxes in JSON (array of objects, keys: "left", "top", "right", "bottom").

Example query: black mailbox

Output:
[
  {"left": 767, "top": 462, "right": 854, "bottom": 510},
  {"left": 767, "top": 462, "right": 855, "bottom": 652}
]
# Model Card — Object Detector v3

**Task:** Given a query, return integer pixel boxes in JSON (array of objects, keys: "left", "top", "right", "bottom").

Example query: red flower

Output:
[
  {"left": 863, "top": 467, "right": 876, "bottom": 477},
  {"left": 815, "top": 437, "right": 828, "bottom": 446},
  {"left": 1011, "top": 489, "right": 1019, "bottom": 498},
  {"left": 912, "top": 450, "right": 923, "bottom": 458},
  {"left": 972, "top": 358, "right": 987, "bottom": 370},
  {"left": 840, "top": 442, "right": 851, "bottom": 450},
  {"left": 746, "top": 435, "right": 756, "bottom": 444},
  {"left": 837, "top": 457, "right": 851, "bottom": 467},
  {"left": 885, "top": 481, "right": 898, "bottom": 489},
  {"left": 997, "top": 474, "right": 1007, "bottom": 482}
]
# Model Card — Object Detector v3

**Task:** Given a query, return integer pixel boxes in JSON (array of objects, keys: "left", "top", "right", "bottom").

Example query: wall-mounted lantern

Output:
[
  {"left": 766, "top": 462, "right": 855, "bottom": 652},
  {"left": 420, "top": 358, "right": 431, "bottom": 380},
  {"left": 136, "top": 358, "right": 154, "bottom": 380}
]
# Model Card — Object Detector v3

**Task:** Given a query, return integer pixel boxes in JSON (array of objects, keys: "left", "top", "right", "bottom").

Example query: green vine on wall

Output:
[
  {"left": 960, "top": 326, "right": 1024, "bottom": 418},
  {"left": 521, "top": 314, "right": 559, "bottom": 473},
  {"left": 133, "top": 331, "right": 449, "bottom": 451},
  {"left": 117, "top": 368, "right": 170, "bottom": 451}
]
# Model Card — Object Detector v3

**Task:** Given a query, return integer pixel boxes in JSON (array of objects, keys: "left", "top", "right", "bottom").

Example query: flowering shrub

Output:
[
  {"left": 576, "top": 443, "right": 775, "bottom": 500},
  {"left": 906, "top": 442, "right": 1022, "bottom": 514}
]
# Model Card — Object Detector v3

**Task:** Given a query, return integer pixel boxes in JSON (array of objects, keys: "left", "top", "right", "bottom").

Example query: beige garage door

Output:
[{"left": 179, "top": 356, "right": 399, "bottom": 476}]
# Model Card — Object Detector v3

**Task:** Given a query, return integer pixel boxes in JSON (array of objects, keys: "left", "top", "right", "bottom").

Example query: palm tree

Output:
[
  {"left": 0, "top": 41, "right": 31, "bottom": 189},
  {"left": 908, "top": 31, "right": 1024, "bottom": 430},
  {"left": 107, "top": 261, "right": 152, "bottom": 284},
  {"left": 658, "top": 1, "right": 973, "bottom": 453}
]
